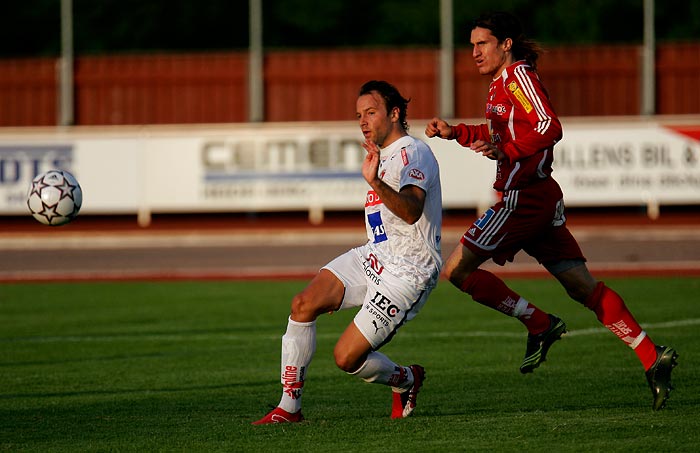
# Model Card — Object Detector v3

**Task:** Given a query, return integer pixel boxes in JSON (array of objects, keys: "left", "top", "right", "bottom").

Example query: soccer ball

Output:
[{"left": 26, "top": 170, "right": 83, "bottom": 226}]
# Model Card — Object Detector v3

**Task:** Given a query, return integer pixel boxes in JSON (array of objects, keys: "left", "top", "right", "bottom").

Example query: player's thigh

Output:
[
  {"left": 526, "top": 224, "right": 585, "bottom": 267},
  {"left": 321, "top": 247, "right": 369, "bottom": 311},
  {"left": 460, "top": 201, "right": 546, "bottom": 266}
]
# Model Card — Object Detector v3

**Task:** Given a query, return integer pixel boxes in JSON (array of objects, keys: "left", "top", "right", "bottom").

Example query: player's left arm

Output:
[
  {"left": 362, "top": 140, "right": 426, "bottom": 225},
  {"left": 501, "top": 69, "right": 563, "bottom": 162}
]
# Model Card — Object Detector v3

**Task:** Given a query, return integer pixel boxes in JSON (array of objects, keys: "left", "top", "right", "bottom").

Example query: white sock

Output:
[
  {"left": 278, "top": 317, "right": 316, "bottom": 413},
  {"left": 350, "top": 351, "right": 413, "bottom": 392}
]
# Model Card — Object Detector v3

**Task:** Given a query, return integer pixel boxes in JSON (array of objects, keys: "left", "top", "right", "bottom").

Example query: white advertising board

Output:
[
  {"left": 554, "top": 119, "right": 700, "bottom": 206},
  {"left": 0, "top": 132, "right": 144, "bottom": 214},
  {"left": 0, "top": 118, "right": 698, "bottom": 222}
]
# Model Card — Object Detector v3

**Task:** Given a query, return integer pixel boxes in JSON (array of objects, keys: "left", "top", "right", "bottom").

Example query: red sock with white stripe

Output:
[
  {"left": 584, "top": 282, "right": 658, "bottom": 370},
  {"left": 459, "top": 269, "right": 551, "bottom": 334}
]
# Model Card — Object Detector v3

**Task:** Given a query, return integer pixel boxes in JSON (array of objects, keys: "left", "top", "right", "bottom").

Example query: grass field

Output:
[{"left": 1, "top": 277, "right": 698, "bottom": 452}]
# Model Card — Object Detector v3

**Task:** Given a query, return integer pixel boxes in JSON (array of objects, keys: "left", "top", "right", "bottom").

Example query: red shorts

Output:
[{"left": 460, "top": 177, "right": 585, "bottom": 266}]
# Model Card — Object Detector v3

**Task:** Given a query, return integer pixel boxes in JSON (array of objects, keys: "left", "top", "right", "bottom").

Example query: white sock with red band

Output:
[
  {"left": 278, "top": 317, "right": 316, "bottom": 414},
  {"left": 351, "top": 351, "right": 413, "bottom": 391}
]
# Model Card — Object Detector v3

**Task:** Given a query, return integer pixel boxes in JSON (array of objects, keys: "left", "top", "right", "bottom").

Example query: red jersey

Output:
[{"left": 452, "top": 61, "right": 562, "bottom": 191}]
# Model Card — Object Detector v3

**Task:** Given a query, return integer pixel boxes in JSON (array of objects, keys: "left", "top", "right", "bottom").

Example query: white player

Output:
[{"left": 253, "top": 80, "right": 443, "bottom": 424}]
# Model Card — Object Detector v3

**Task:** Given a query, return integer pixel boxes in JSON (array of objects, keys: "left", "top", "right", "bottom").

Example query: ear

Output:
[
  {"left": 502, "top": 37, "right": 513, "bottom": 52},
  {"left": 390, "top": 106, "right": 400, "bottom": 123}
]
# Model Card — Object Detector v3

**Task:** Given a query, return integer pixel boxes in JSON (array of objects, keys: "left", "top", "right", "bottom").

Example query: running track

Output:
[{"left": 1, "top": 210, "right": 699, "bottom": 282}]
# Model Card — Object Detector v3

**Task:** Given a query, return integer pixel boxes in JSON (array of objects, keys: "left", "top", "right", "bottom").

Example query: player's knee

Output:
[
  {"left": 444, "top": 265, "right": 469, "bottom": 288},
  {"left": 333, "top": 347, "right": 360, "bottom": 373},
  {"left": 565, "top": 287, "right": 586, "bottom": 303},
  {"left": 290, "top": 292, "right": 321, "bottom": 321},
  {"left": 563, "top": 276, "right": 600, "bottom": 304},
  {"left": 444, "top": 255, "right": 481, "bottom": 290},
  {"left": 552, "top": 261, "right": 597, "bottom": 303}
]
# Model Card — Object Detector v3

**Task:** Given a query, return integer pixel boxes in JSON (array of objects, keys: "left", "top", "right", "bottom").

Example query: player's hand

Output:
[
  {"left": 361, "top": 139, "right": 381, "bottom": 184},
  {"left": 425, "top": 117, "right": 453, "bottom": 139},
  {"left": 470, "top": 140, "right": 503, "bottom": 160}
]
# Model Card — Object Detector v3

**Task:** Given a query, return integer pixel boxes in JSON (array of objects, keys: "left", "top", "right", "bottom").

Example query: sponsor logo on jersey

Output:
[
  {"left": 401, "top": 147, "right": 409, "bottom": 166},
  {"left": 365, "top": 190, "right": 382, "bottom": 207},
  {"left": 474, "top": 208, "right": 495, "bottom": 230},
  {"left": 408, "top": 168, "right": 425, "bottom": 180},
  {"left": 508, "top": 81, "right": 533, "bottom": 113},
  {"left": 367, "top": 211, "right": 388, "bottom": 243},
  {"left": 488, "top": 103, "right": 507, "bottom": 115}
]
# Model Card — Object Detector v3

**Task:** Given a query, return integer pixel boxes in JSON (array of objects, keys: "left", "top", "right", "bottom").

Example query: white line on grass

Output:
[{"left": 4, "top": 318, "right": 700, "bottom": 344}]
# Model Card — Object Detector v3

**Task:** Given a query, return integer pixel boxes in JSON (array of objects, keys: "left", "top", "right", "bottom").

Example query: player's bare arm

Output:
[{"left": 362, "top": 139, "right": 425, "bottom": 225}]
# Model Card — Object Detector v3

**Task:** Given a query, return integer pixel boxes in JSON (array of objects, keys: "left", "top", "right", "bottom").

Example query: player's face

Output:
[
  {"left": 470, "top": 26, "right": 512, "bottom": 78},
  {"left": 356, "top": 92, "right": 396, "bottom": 148}
]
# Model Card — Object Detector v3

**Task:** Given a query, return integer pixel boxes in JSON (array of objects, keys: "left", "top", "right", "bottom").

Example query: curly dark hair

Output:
[
  {"left": 472, "top": 11, "right": 543, "bottom": 70},
  {"left": 358, "top": 80, "right": 410, "bottom": 131}
]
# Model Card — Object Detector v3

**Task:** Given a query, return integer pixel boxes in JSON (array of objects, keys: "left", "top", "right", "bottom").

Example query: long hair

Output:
[
  {"left": 358, "top": 80, "right": 410, "bottom": 131},
  {"left": 472, "top": 11, "right": 543, "bottom": 70}
]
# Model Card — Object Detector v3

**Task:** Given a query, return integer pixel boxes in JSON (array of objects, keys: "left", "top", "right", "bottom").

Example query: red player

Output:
[{"left": 425, "top": 11, "right": 678, "bottom": 410}]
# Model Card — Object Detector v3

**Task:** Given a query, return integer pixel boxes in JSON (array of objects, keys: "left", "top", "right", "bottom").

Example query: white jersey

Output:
[{"left": 364, "top": 135, "right": 442, "bottom": 289}]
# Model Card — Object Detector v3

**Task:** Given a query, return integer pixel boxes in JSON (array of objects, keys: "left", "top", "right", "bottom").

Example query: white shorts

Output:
[{"left": 322, "top": 243, "right": 433, "bottom": 350}]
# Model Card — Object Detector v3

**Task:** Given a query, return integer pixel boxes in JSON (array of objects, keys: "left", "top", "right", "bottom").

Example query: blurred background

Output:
[
  {"left": 1, "top": 0, "right": 699, "bottom": 281},
  {"left": 0, "top": 0, "right": 699, "bottom": 228},
  {"left": 2, "top": 0, "right": 700, "bottom": 125},
  {"left": 6, "top": 0, "right": 700, "bottom": 56}
]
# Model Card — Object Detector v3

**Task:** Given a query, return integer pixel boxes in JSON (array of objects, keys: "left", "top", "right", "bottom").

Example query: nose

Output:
[{"left": 472, "top": 45, "right": 480, "bottom": 58}]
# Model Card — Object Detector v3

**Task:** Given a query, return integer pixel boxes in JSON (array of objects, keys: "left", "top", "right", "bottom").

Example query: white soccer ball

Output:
[{"left": 26, "top": 170, "right": 83, "bottom": 226}]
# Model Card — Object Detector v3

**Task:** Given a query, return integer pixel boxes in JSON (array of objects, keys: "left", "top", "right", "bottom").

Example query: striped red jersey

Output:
[{"left": 452, "top": 61, "right": 562, "bottom": 191}]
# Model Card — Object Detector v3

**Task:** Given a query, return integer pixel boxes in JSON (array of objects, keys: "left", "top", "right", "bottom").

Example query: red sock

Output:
[
  {"left": 585, "top": 282, "right": 658, "bottom": 369},
  {"left": 459, "top": 269, "right": 551, "bottom": 334}
]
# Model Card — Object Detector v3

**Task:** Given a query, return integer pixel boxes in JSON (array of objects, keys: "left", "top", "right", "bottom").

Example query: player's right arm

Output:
[
  {"left": 362, "top": 139, "right": 426, "bottom": 225},
  {"left": 425, "top": 118, "right": 492, "bottom": 157},
  {"left": 425, "top": 117, "right": 455, "bottom": 139}
]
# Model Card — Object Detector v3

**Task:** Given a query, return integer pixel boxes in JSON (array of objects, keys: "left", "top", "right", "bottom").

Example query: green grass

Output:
[{"left": 1, "top": 277, "right": 698, "bottom": 452}]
